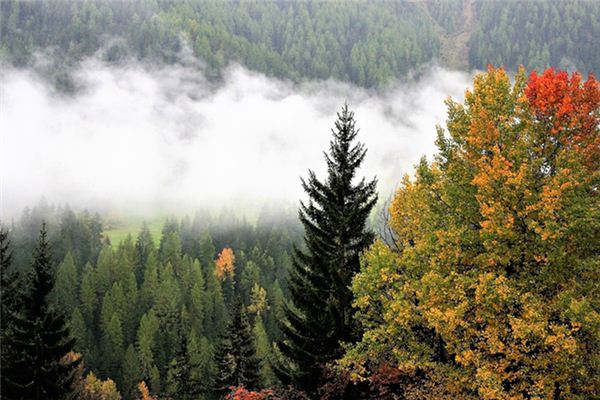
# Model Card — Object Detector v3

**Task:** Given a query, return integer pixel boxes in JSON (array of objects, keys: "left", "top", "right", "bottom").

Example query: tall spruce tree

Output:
[
  {"left": 1, "top": 226, "right": 19, "bottom": 398},
  {"left": 2, "top": 223, "right": 79, "bottom": 400},
  {"left": 166, "top": 318, "right": 202, "bottom": 400},
  {"left": 213, "top": 296, "right": 260, "bottom": 395},
  {"left": 0, "top": 226, "right": 16, "bottom": 332},
  {"left": 277, "top": 104, "right": 377, "bottom": 394}
]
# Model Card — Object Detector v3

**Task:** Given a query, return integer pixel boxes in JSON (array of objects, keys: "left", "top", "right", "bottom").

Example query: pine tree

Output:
[
  {"left": 79, "top": 261, "right": 96, "bottom": 324},
  {"left": 166, "top": 319, "right": 202, "bottom": 400},
  {"left": 278, "top": 104, "right": 377, "bottom": 393},
  {"left": 253, "top": 316, "right": 277, "bottom": 387},
  {"left": 69, "top": 307, "right": 87, "bottom": 355},
  {"left": 137, "top": 309, "right": 160, "bottom": 388},
  {"left": 122, "top": 344, "right": 142, "bottom": 400},
  {"left": 214, "top": 297, "right": 260, "bottom": 395},
  {"left": 0, "top": 226, "right": 17, "bottom": 324},
  {"left": 2, "top": 223, "right": 80, "bottom": 400},
  {"left": 102, "top": 313, "right": 124, "bottom": 384},
  {"left": 0, "top": 226, "right": 19, "bottom": 398},
  {"left": 135, "top": 222, "right": 155, "bottom": 285},
  {"left": 53, "top": 252, "right": 78, "bottom": 315},
  {"left": 198, "top": 231, "right": 216, "bottom": 268}
]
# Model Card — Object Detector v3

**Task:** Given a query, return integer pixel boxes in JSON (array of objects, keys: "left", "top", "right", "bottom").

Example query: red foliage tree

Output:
[{"left": 525, "top": 68, "right": 600, "bottom": 167}]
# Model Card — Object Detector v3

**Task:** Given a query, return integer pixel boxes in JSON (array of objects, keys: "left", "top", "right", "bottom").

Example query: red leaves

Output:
[
  {"left": 225, "top": 386, "right": 274, "bottom": 400},
  {"left": 526, "top": 68, "right": 600, "bottom": 165}
]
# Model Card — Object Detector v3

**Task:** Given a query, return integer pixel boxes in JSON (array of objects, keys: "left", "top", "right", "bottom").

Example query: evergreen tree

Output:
[
  {"left": 53, "top": 252, "right": 78, "bottom": 315},
  {"left": 102, "top": 313, "right": 124, "bottom": 384},
  {"left": 140, "top": 252, "right": 159, "bottom": 311},
  {"left": 253, "top": 316, "right": 277, "bottom": 387},
  {"left": 277, "top": 104, "right": 377, "bottom": 394},
  {"left": 135, "top": 222, "right": 155, "bottom": 285},
  {"left": 2, "top": 224, "right": 80, "bottom": 400},
  {"left": 79, "top": 261, "right": 96, "bottom": 324},
  {"left": 214, "top": 297, "right": 260, "bottom": 395},
  {"left": 204, "top": 265, "right": 226, "bottom": 339},
  {"left": 0, "top": 226, "right": 16, "bottom": 329},
  {"left": 198, "top": 231, "right": 216, "bottom": 268},
  {"left": 137, "top": 309, "right": 160, "bottom": 388},
  {"left": 0, "top": 226, "right": 19, "bottom": 398},
  {"left": 69, "top": 307, "right": 87, "bottom": 355},
  {"left": 122, "top": 344, "right": 142, "bottom": 400},
  {"left": 166, "top": 319, "right": 202, "bottom": 400}
]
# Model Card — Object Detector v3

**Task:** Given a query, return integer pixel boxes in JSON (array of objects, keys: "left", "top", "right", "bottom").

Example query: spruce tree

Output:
[
  {"left": 166, "top": 318, "right": 202, "bottom": 400},
  {"left": 277, "top": 104, "right": 377, "bottom": 394},
  {"left": 213, "top": 296, "right": 260, "bottom": 395},
  {"left": 2, "top": 224, "right": 79, "bottom": 400},
  {"left": 1, "top": 226, "right": 18, "bottom": 398},
  {"left": 0, "top": 226, "right": 16, "bottom": 332}
]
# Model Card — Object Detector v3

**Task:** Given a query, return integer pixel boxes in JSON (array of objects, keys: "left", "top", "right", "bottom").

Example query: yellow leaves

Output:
[
  {"left": 343, "top": 66, "right": 600, "bottom": 398},
  {"left": 215, "top": 247, "right": 235, "bottom": 281},
  {"left": 84, "top": 372, "right": 121, "bottom": 400}
]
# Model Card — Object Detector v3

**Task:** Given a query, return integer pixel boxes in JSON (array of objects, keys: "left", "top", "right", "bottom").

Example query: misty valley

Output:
[{"left": 1, "top": 1, "right": 599, "bottom": 400}]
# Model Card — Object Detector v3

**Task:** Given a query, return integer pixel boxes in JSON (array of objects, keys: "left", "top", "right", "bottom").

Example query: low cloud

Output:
[{"left": 1, "top": 59, "right": 471, "bottom": 217}]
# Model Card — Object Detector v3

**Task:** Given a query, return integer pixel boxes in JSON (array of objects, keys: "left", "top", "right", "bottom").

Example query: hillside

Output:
[{"left": 2, "top": 0, "right": 598, "bottom": 88}]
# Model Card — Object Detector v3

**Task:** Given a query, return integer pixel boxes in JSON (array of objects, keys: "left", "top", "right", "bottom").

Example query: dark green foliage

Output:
[
  {"left": 166, "top": 319, "right": 202, "bottom": 400},
  {"left": 3, "top": 0, "right": 598, "bottom": 88},
  {"left": 53, "top": 252, "right": 78, "bottom": 315},
  {"left": 5, "top": 207, "right": 301, "bottom": 398},
  {"left": 214, "top": 296, "right": 260, "bottom": 396},
  {"left": 135, "top": 222, "right": 155, "bottom": 285},
  {"left": 1, "top": 226, "right": 18, "bottom": 398},
  {"left": 2, "top": 224, "right": 79, "bottom": 400},
  {"left": 0, "top": 0, "right": 439, "bottom": 87},
  {"left": 0, "top": 226, "right": 17, "bottom": 325},
  {"left": 278, "top": 104, "right": 377, "bottom": 394},
  {"left": 121, "top": 344, "right": 142, "bottom": 400},
  {"left": 469, "top": 0, "right": 600, "bottom": 73}
]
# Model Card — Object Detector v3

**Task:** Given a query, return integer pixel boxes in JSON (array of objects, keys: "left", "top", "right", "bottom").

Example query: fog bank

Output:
[{"left": 1, "top": 60, "right": 471, "bottom": 217}]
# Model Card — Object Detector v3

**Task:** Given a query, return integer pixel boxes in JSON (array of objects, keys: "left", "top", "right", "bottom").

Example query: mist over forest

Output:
[
  {"left": 1, "top": 2, "right": 599, "bottom": 400},
  {"left": 2, "top": 57, "right": 469, "bottom": 217}
]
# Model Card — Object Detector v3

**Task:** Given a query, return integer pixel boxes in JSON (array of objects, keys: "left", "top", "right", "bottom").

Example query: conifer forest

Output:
[{"left": 1, "top": 1, "right": 599, "bottom": 399}]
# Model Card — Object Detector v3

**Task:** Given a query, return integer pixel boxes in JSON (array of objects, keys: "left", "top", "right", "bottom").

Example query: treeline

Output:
[
  {"left": 0, "top": 0, "right": 438, "bottom": 87},
  {"left": 2, "top": 0, "right": 598, "bottom": 88},
  {"left": 1, "top": 205, "right": 302, "bottom": 399},
  {"left": 469, "top": 0, "right": 600, "bottom": 74}
]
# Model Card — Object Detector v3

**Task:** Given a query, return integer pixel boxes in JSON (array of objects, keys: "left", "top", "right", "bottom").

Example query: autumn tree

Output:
[
  {"left": 68, "top": 352, "right": 122, "bottom": 400},
  {"left": 278, "top": 103, "right": 377, "bottom": 394},
  {"left": 216, "top": 247, "right": 236, "bottom": 307},
  {"left": 341, "top": 67, "right": 600, "bottom": 399}
]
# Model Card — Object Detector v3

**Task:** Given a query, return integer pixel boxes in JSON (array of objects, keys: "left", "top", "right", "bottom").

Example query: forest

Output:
[
  {"left": 2, "top": 66, "right": 599, "bottom": 399},
  {"left": 1, "top": 0, "right": 599, "bottom": 88},
  {"left": 1, "top": 1, "right": 599, "bottom": 399}
]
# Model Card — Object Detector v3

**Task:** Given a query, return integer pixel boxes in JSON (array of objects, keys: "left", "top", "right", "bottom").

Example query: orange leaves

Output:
[
  {"left": 215, "top": 247, "right": 235, "bottom": 281},
  {"left": 526, "top": 68, "right": 600, "bottom": 166},
  {"left": 343, "top": 66, "right": 600, "bottom": 398},
  {"left": 138, "top": 381, "right": 157, "bottom": 400}
]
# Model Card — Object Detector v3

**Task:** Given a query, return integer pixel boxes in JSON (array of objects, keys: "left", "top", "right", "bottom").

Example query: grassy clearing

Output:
[{"left": 103, "top": 215, "right": 166, "bottom": 246}]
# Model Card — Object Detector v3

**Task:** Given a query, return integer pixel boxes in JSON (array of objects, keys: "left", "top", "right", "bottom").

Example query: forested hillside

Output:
[
  {"left": 1, "top": 0, "right": 599, "bottom": 87},
  {"left": 2, "top": 204, "right": 302, "bottom": 399}
]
